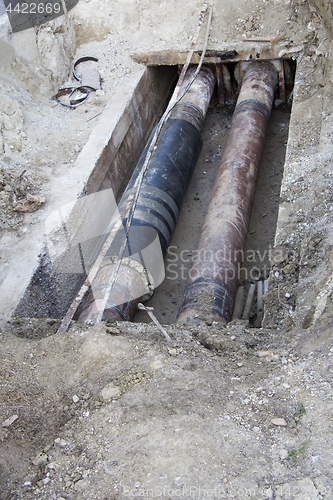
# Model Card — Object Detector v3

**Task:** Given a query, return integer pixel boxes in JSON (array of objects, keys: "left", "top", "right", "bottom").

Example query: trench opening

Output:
[
  {"left": 135, "top": 59, "right": 296, "bottom": 327},
  {"left": 13, "top": 59, "right": 295, "bottom": 327}
]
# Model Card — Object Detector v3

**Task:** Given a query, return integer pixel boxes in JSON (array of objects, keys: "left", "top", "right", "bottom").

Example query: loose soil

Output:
[{"left": 1, "top": 1, "right": 333, "bottom": 499}]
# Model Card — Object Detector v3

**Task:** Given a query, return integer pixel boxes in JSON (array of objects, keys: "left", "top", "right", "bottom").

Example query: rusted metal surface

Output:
[
  {"left": 169, "top": 66, "right": 216, "bottom": 130},
  {"left": 78, "top": 67, "right": 216, "bottom": 323},
  {"left": 215, "top": 63, "right": 224, "bottom": 106},
  {"left": 78, "top": 257, "right": 149, "bottom": 321},
  {"left": 177, "top": 61, "right": 278, "bottom": 325},
  {"left": 278, "top": 59, "right": 286, "bottom": 102}
]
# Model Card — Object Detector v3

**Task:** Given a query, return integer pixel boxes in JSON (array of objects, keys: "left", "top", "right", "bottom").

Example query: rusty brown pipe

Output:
[
  {"left": 177, "top": 61, "right": 278, "bottom": 326},
  {"left": 78, "top": 66, "right": 216, "bottom": 322}
]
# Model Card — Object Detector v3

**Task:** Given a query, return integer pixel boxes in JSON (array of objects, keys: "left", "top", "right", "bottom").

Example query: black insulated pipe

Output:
[{"left": 78, "top": 66, "right": 216, "bottom": 322}]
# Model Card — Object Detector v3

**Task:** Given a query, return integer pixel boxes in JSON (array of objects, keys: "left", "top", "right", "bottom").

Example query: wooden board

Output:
[{"left": 131, "top": 41, "right": 307, "bottom": 66}]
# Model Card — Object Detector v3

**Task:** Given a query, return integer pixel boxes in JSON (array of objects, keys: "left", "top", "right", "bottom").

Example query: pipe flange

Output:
[
  {"left": 100, "top": 255, "right": 155, "bottom": 302},
  {"left": 54, "top": 87, "right": 76, "bottom": 109},
  {"left": 69, "top": 86, "right": 90, "bottom": 106},
  {"left": 54, "top": 86, "right": 90, "bottom": 109},
  {"left": 72, "top": 56, "right": 99, "bottom": 82}
]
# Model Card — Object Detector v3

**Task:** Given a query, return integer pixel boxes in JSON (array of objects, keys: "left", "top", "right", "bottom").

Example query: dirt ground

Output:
[{"left": 1, "top": 0, "right": 333, "bottom": 499}]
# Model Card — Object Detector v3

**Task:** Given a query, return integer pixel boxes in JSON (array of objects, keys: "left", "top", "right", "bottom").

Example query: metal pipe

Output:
[
  {"left": 257, "top": 280, "right": 264, "bottom": 317},
  {"left": 242, "top": 283, "right": 256, "bottom": 321},
  {"left": 232, "top": 285, "right": 245, "bottom": 320},
  {"left": 177, "top": 61, "right": 278, "bottom": 325},
  {"left": 78, "top": 66, "right": 216, "bottom": 322}
]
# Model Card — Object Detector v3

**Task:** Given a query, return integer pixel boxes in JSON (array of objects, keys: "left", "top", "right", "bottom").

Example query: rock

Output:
[
  {"left": 13, "top": 193, "right": 45, "bottom": 213},
  {"left": 32, "top": 453, "right": 48, "bottom": 467},
  {"left": 99, "top": 382, "right": 121, "bottom": 402},
  {"left": 47, "top": 462, "right": 57, "bottom": 470},
  {"left": 43, "top": 443, "right": 53, "bottom": 453},
  {"left": 258, "top": 350, "right": 279, "bottom": 361},
  {"left": 54, "top": 438, "right": 67, "bottom": 447},
  {"left": 2, "top": 414, "right": 18, "bottom": 427},
  {"left": 199, "top": 333, "right": 228, "bottom": 351},
  {"left": 253, "top": 426, "right": 261, "bottom": 433},
  {"left": 72, "top": 395, "right": 80, "bottom": 403},
  {"left": 168, "top": 348, "right": 178, "bottom": 356},
  {"left": 271, "top": 418, "right": 287, "bottom": 427},
  {"left": 279, "top": 449, "right": 289, "bottom": 459},
  {"left": 74, "top": 479, "right": 86, "bottom": 490},
  {"left": 106, "top": 326, "right": 122, "bottom": 335},
  {"left": 105, "top": 461, "right": 118, "bottom": 476},
  {"left": 282, "top": 263, "right": 295, "bottom": 275},
  {"left": 42, "top": 477, "right": 50, "bottom": 485}
]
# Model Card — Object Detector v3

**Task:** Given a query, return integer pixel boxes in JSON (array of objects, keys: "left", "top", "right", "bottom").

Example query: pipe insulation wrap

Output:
[
  {"left": 78, "top": 66, "right": 216, "bottom": 322},
  {"left": 177, "top": 61, "right": 278, "bottom": 325}
]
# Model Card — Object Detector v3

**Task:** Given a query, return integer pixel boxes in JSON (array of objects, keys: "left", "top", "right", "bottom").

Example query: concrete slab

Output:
[{"left": 0, "top": 66, "right": 176, "bottom": 320}]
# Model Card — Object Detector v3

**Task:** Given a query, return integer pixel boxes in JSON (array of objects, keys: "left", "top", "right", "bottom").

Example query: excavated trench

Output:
[
  {"left": 136, "top": 100, "right": 292, "bottom": 326},
  {"left": 13, "top": 59, "right": 295, "bottom": 329}
]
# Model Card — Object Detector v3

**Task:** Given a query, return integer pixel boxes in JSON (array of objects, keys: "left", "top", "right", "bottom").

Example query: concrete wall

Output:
[{"left": 12, "top": 66, "right": 177, "bottom": 319}]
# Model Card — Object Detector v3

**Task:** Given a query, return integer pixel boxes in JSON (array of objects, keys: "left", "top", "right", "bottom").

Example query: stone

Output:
[
  {"left": 2, "top": 414, "right": 18, "bottom": 427},
  {"left": 74, "top": 479, "right": 86, "bottom": 490},
  {"left": 99, "top": 382, "right": 121, "bottom": 402},
  {"left": 168, "top": 348, "right": 178, "bottom": 356},
  {"left": 72, "top": 395, "right": 80, "bottom": 403},
  {"left": 32, "top": 453, "right": 48, "bottom": 467},
  {"left": 13, "top": 194, "right": 45, "bottom": 213},
  {"left": 54, "top": 438, "right": 67, "bottom": 447},
  {"left": 279, "top": 449, "right": 289, "bottom": 459},
  {"left": 47, "top": 462, "right": 57, "bottom": 470},
  {"left": 271, "top": 418, "right": 287, "bottom": 426}
]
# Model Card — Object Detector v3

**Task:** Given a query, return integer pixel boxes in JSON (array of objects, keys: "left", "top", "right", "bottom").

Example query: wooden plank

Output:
[{"left": 131, "top": 42, "right": 299, "bottom": 66}]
